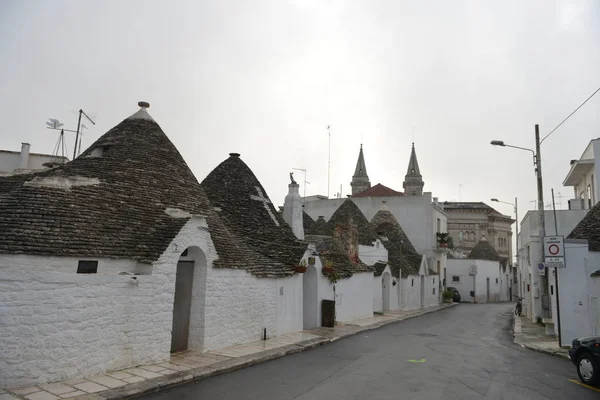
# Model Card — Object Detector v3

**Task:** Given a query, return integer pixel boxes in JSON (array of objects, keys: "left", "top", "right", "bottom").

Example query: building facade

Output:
[
  {"left": 443, "top": 202, "right": 514, "bottom": 269},
  {"left": 0, "top": 143, "right": 67, "bottom": 176},
  {"left": 563, "top": 138, "right": 600, "bottom": 211}
]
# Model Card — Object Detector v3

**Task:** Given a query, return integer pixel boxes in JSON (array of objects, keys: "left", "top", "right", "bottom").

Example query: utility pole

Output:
[
  {"left": 551, "top": 189, "right": 562, "bottom": 346},
  {"left": 514, "top": 196, "right": 519, "bottom": 294},
  {"left": 535, "top": 125, "right": 550, "bottom": 318}
]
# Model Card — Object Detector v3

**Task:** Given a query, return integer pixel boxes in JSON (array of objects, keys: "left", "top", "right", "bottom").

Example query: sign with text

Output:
[
  {"left": 543, "top": 236, "right": 564, "bottom": 257},
  {"left": 545, "top": 257, "right": 566, "bottom": 268}
]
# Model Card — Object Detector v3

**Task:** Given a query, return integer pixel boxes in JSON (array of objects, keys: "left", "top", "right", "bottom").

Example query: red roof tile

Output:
[{"left": 352, "top": 183, "right": 404, "bottom": 198}]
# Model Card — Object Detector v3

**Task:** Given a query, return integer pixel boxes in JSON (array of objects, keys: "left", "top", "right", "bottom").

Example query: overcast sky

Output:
[{"left": 1, "top": 0, "right": 599, "bottom": 223}]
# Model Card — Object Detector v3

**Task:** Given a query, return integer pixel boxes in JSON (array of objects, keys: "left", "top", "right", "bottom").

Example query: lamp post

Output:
[
  {"left": 491, "top": 197, "right": 519, "bottom": 296},
  {"left": 491, "top": 125, "right": 562, "bottom": 346}
]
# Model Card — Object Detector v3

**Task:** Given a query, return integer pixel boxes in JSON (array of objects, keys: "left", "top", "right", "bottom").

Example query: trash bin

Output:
[{"left": 322, "top": 299, "right": 335, "bottom": 327}]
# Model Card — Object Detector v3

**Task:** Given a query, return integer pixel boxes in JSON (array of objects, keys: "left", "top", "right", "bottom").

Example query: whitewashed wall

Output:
[
  {"left": 424, "top": 274, "right": 440, "bottom": 306},
  {"left": 335, "top": 272, "right": 374, "bottom": 322},
  {"left": 446, "top": 259, "right": 502, "bottom": 303},
  {"left": 359, "top": 240, "right": 388, "bottom": 266},
  {"left": 401, "top": 275, "right": 423, "bottom": 310},
  {"left": 559, "top": 240, "right": 600, "bottom": 345},
  {"left": 0, "top": 217, "right": 215, "bottom": 388}
]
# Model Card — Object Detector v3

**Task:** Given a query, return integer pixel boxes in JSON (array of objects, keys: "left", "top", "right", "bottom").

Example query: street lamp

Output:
[{"left": 491, "top": 125, "right": 562, "bottom": 347}]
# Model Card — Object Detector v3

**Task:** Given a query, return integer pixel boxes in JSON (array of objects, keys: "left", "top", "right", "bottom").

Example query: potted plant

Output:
[
  {"left": 442, "top": 290, "right": 453, "bottom": 303},
  {"left": 322, "top": 260, "right": 334, "bottom": 274},
  {"left": 437, "top": 232, "right": 449, "bottom": 248},
  {"left": 294, "top": 259, "right": 307, "bottom": 273}
]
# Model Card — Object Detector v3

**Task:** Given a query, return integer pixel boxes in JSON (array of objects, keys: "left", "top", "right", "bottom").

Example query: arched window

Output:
[
  {"left": 470, "top": 232, "right": 475, "bottom": 241},
  {"left": 459, "top": 231, "right": 463, "bottom": 241}
]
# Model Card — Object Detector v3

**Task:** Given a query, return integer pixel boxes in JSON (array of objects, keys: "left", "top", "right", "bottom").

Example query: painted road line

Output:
[
  {"left": 568, "top": 379, "right": 600, "bottom": 393},
  {"left": 406, "top": 359, "right": 426, "bottom": 363}
]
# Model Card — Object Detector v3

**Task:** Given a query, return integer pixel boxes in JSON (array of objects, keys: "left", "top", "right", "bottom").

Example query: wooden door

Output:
[{"left": 171, "top": 261, "right": 195, "bottom": 353}]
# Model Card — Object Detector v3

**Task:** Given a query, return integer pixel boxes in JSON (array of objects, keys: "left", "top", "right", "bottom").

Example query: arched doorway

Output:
[
  {"left": 171, "top": 246, "right": 207, "bottom": 353},
  {"left": 382, "top": 272, "right": 391, "bottom": 312},
  {"left": 303, "top": 265, "right": 319, "bottom": 329}
]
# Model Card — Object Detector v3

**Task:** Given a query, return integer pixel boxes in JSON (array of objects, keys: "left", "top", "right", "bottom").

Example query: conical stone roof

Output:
[
  {"left": 0, "top": 104, "right": 267, "bottom": 270},
  {"left": 468, "top": 239, "right": 501, "bottom": 261},
  {"left": 568, "top": 203, "right": 600, "bottom": 251},
  {"left": 201, "top": 153, "right": 307, "bottom": 270},
  {"left": 369, "top": 203, "right": 422, "bottom": 277},
  {"left": 327, "top": 199, "right": 377, "bottom": 245}
]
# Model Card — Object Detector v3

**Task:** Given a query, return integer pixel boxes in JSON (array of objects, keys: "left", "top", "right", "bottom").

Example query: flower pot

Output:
[
  {"left": 322, "top": 266, "right": 334, "bottom": 273},
  {"left": 295, "top": 266, "right": 307, "bottom": 273},
  {"left": 444, "top": 298, "right": 453, "bottom": 303}
]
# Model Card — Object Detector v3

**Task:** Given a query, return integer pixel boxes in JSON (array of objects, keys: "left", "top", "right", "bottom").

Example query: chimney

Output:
[
  {"left": 282, "top": 180, "right": 304, "bottom": 240},
  {"left": 332, "top": 217, "right": 359, "bottom": 260},
  {"left": 19, "top": 143, "right": 30, "bottom": 169}
]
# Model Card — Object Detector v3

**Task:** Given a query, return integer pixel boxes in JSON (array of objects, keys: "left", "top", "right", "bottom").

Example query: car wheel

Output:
[{"left": 577, "top": 353, "right": 600, "bottom": 386}]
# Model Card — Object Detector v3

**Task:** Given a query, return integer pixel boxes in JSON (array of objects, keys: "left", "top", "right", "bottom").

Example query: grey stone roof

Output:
[
  {"left": 370, "top": 206, "right": 422, "bottom": 277},
  {"left": 568, "top": 203, "right": 600, "bottom": 251},
  {"left": 468, "top": 239, "right": 501, "bottom": 261},
  {"left": 201, "top": 154, "right": 308, "bottom": 274},
  {"left": 373, "top": 261, "right": 387, "bottom": 277},
  {"left": 319, "top": 251, "right": 373, "bottom": 279},
  {"left": 327, "top": 199, "right": 377, "bottom": 245},
  {"left": 0, "top": 108, "right": 274, "bottom": 274}
]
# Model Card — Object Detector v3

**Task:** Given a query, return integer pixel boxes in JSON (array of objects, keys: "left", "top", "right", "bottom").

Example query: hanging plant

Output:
[
  {"left": 327, "top": 269, "right": 341, "bottom": 285},
  {"left": 322, "top": 260, "right": 334, "bottom": 273},
  {"left": 294, "top": 259, "right": 307, "bottom": 273}
]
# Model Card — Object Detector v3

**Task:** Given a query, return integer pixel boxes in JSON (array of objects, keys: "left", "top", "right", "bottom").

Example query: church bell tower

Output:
[
  {"left": 403, "top": 143, "right": 424, "bottom": 196},
  {"left": 350, "top": 144, "right": 371, "bottom": 196}
]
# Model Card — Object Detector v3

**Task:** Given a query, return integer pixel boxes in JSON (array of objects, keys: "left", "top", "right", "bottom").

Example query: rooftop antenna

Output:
[
  {"left": 73, "top": 109, "right": 96, "bottom": 160},
  {"left": 293, "top": 168, "right": 308, "bottom": 198},
  {"left": 327, "top": 125, "right": 331, "bottom": 199},
  {"left": 459, "top": 184, "right": 462, "bottom": 202},
  {"left": 46, "top": 118, "right": 77, "bottom": 162}
]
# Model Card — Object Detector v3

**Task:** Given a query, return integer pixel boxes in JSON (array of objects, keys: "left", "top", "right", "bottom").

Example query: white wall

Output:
[
  {"left": 447, "top": 259, "right": 502, "bottom": 303},
  {"left": 517, "top": 209, "right": 587, "bottom": 322},
  {"left": 373, "top": 266, "right": 396, "bottom": 313},
  {"left": 424, "top": 274, "right": 440, "bottom": 306},
  {"left": 559, "top": 240, "right": 600, "bottom": 345},
  {"left": 401, "top": 275, "right": 422, "bottom": 310},
  {"left": 0, "top": 216, "right": 304, "bottom": 388},
  {"left": 359, "top": 240, "right": 388, "bottom": 266},
  {"left": 0, "top": 150, "right": 66, "bottom": 174},
  {"left": 335, "top": 272, "right": 374, "bottom": 322}
]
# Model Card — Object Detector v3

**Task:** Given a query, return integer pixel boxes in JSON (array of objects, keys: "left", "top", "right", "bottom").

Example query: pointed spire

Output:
[
  {"left": 403, "top": 142, "right": 424, "bottom": 196},
  {"left": 351, "top": 144, "right": 371, "bottom": 195}
]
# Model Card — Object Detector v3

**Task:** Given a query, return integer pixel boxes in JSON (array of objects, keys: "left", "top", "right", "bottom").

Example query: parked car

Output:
[
  {"left": 446, "top": 287, "right": 461, "bottom": 303},
  {"left": 569, "top": 336, "right": 600, "bottom": 386}
]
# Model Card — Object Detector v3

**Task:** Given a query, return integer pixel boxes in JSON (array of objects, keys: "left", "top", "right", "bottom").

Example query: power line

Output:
[{"left": 540, "top": 86, "right": 600, "bottom": 144}]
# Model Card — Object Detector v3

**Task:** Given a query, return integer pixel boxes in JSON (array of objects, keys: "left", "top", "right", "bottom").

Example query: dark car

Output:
[
  {"left": 569, "top": 336, "right": 600, "bottom": 386},
  {"left": 446, "top": 287, "right": 461, "bottom": 303}
]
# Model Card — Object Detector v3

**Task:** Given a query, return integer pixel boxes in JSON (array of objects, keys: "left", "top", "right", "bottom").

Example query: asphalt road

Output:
[{"left": 139, "top": 304, "right": 598, "bottom": 400}]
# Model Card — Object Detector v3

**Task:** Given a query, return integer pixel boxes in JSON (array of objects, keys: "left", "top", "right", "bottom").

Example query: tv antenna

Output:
[
  {"left": 293, "top": 168, "right": 309, "bottom": 198},
  {"left": 73, "top": 109, "right": 96, "bottom": 159},
  {"left": 46, "top": 118, "right": 77, "bottom": 161},
  {"left": 327, "top": 125, "right": 331, "bottom": 199}
]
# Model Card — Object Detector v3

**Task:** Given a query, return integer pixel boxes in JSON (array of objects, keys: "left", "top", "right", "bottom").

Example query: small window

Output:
[
  {"left": 452, "top": 276, "right": 460, "bottom": 282},
  {"left": 433, "top": 288, "right": 436, "bottom": 295},
  {"left": 77, "top": 260, "right": 98, "bottom": 274},
  {"left": 495, "top": 278, "right": 498, "bottom": 284},
  {"left": 433, "top": 278, "right": 435, "bottom": 284},
  {"left": 551, "top": 285, "right": 554, "bottom": 295},
  {"left": 436, "top": 260, "right": 440, "bottom": 273},
  {"left": 411, "top": 279, "right": 414, "bottom": 287}
]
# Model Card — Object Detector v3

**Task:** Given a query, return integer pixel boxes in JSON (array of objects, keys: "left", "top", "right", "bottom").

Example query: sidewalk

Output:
[
  {"left": 513, "top": 315, "right": 570, "bottom": 360},
  {"left": 1, "top": 303, "right": 455, "bottom": 400}
]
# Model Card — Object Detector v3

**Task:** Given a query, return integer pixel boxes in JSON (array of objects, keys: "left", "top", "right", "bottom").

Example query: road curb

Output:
[
  {"left": 84, "top": 304, "right": 456, "bottom": 400},
  {"left": 512, "top": 315, "right": 570, "bottom": 361}
]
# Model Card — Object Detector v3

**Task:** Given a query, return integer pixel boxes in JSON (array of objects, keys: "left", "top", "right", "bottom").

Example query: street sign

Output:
[
  {"left": 537, "top": 262, "right": 546, "bottom": 276},
  {"left": 469, "top": 265, "right": 478, "bottom": 275},
  {"left": 544, "top": 236, "right": 564, "bottom": 257},
  {"left": 545, "top": 257, "right": 566, "bottom": 268},
  {"left": 544, "top": 236, "right": 566, "bottom": 268}
]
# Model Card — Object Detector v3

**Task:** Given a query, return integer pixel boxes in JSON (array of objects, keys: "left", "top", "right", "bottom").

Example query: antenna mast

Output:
[{"left": 72, "top": 109, "right": 96, "bottom": 160}]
